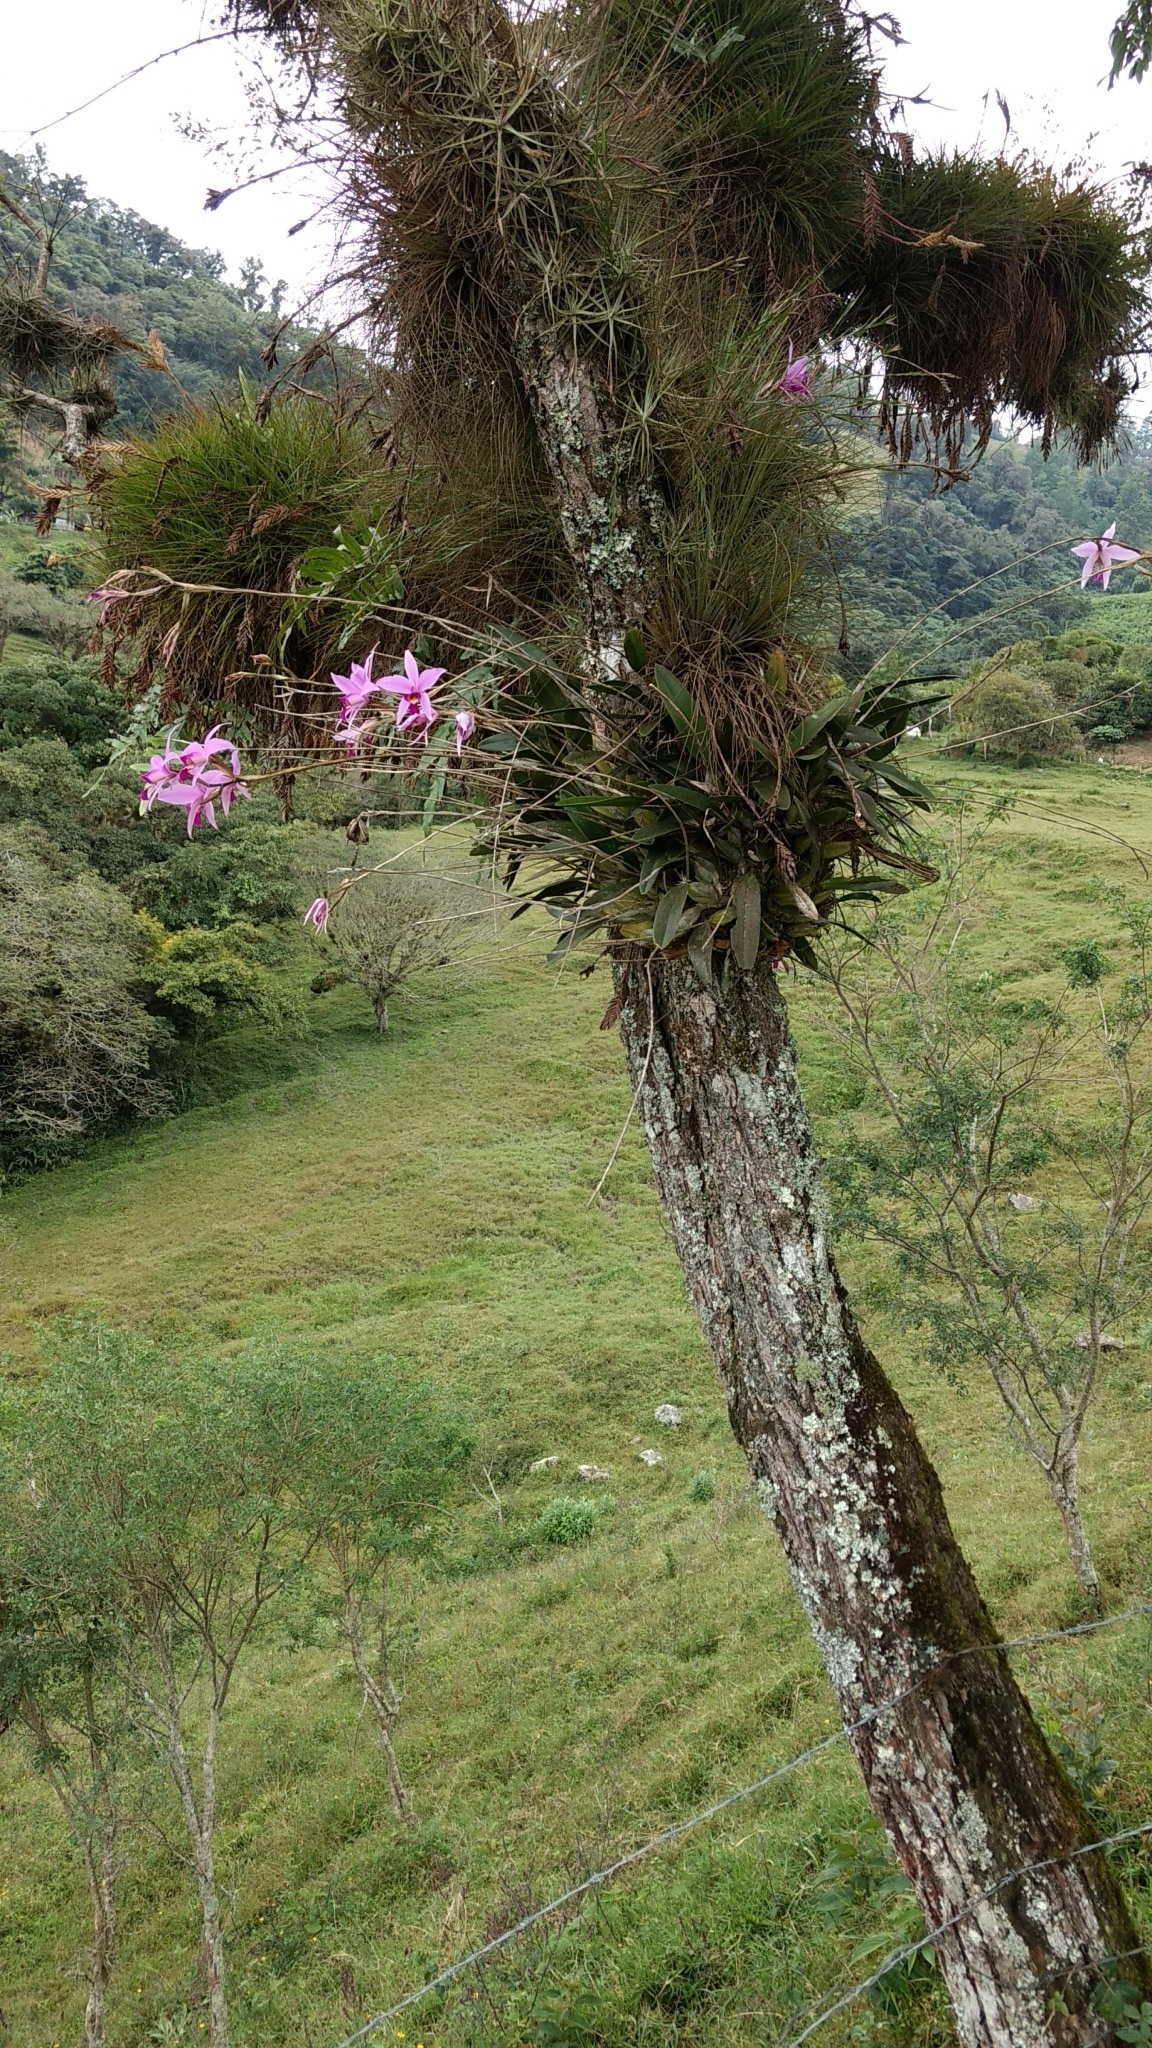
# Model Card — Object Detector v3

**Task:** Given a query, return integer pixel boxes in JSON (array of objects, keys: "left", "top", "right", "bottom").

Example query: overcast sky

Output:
[{"left": 1, "top": 0, "right": 1150, "bottom": 319}]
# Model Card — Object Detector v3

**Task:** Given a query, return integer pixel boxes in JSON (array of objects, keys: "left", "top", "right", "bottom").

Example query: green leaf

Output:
[
  {"left": 788, "top": 690, "right": 860, "bottom": 753},
  {"left": 790, "top": 935, "right": 820, "bottom": 972},
  {"left": 490, "top": 626, "right": 564, "bottom": 680},
  {"left": 422, "top": 771, "right": 447, "bottom": 834},
  {"left": 873, "top": 762, "right": 933, "bottom": 802},
  {"left": 730, "top": 874, "right": 761, "bottom": 970},
  {"left": 639, "top": 847, "right": 675, "bottom": 893},
  {"left": 687, "top": 920, "right": 717, "bottom": 989},
  {"left": 652, "top": 668, "right": 706, "bottom": 751},
  {"left": 623, "top": 628, "right": 648, "bottom": 671},
  {"left": 652, "top": 881, "right": 690, "bottom": 948},
  {"left": 786, "top": 880, "right": 820, "bottom": 923},
  {"left": 646, "top": 781, "right": 714, "bottom": 810}
]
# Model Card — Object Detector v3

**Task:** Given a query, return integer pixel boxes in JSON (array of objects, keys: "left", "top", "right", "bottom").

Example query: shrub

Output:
[
  {"left": 1028, "top": 657, "right": 1092, "bottom": 708},
  {"left": 129, "top": 816, "right": 302, "bottom": 929},
  {"left": 952, "top": 671, "right": 1082, "bottom": 764},
  {"left": 136, "top": 918, "right": 300, "bottom": 1037},
  {"left": 316, "top": 859, "right": 490, "bottom": 1031},
  {"left": 0, "top": 658, "right": 123, "bottom": 764},
  {"left": 13, "top": 547, "right": 91, "bottom": 593},
  {"left": 538, "top": 1495, "right": 599, "bottom": 1545},
  {"left": 0, "top": 827, "right": 165, "bottom": 1180},
  {"left": 0, "top": 736, "right": 173, "bottom": 883},
  {"left": 687, "top": 1468, "right": 716, "bottom": 1504}
]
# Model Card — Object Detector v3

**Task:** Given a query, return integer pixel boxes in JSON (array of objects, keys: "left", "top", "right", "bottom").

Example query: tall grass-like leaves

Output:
[{"left": 97, "top": 391, "right": 373, "bottom": 730}]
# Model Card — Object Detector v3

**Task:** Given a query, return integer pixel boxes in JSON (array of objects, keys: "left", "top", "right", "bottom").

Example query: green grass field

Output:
[{"left": 2, "top": 754, "right": 1151, "bottom": 2048}]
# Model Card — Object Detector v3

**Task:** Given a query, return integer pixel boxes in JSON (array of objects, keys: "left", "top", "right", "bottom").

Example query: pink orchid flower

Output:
[
  {"left": 454, "top": 708, "right": 475, "bottom": 756},
  {"left": 396, "top": 689, "right": 437, "bottom": 740},
  {"left": 331, "top": 648, "right": 448, "bottom": 747},
  {"left": 86, "top": 585, "right": 132, "bottom": 627},
  {"left": 1070, "top": 522, "right": 1141, "bottom": 589},
  {"left": 139, "top": 726, "right": 249, "bottom": 835},
  {"left": 331, "top": 650, "right": 387, "bottom": 750},
  {"left": 331, "top": 649, "right": 382, "bottom": 716},
  {"left": 304, "top": 896, "right": 330, "bottom": 934},
  {"left": 377, "top": 650, "right": 447, "bottom": 739},
  {"left": 778, "top": 343, "right": 811, "bottom": 400}
]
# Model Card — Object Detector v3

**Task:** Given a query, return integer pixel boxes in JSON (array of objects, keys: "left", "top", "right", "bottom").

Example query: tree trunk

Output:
[
  {"left": 81, "top": 1825, "right": 117, "bottom": 2048},
  {"left": 614, "top": 951, "right": 1150, "bottom": 2046},
  {"left": 1049, "top": 1444, "right": 1101, "bottom": 1612},
  {"left": 343, "top": 1586, "right": 412, "bottom": 1820},
  {"left": 161, "top": 1682, "right": 230, "bottom": 2048}
]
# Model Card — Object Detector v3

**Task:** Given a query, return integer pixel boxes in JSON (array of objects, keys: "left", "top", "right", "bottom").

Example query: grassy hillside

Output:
[{"left": 2, "top": 764, "right": 1152, "bottom": 2048}]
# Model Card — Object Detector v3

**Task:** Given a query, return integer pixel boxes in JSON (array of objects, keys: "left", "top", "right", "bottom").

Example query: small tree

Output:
[
  {"left": 12, "top": 1325, "right": 319, "bottom": 2048},
  {"left": 315, "top": 862, "right": 489, "bottom": 1031},
  {"left": 0, "top": 825, "right": 165, "bottom": 1181},
  {"left": 286, "top": 1346, "right": 473, "bottom": 1816},
  {"left": 0, "top": 1472, "right": 129, "bottom": 2048},
  {"left": 822, "top": 819, "right": 1152, "bottom": 1605}
]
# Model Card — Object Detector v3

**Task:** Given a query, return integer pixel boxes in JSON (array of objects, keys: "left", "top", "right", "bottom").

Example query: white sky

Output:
[{"left": 0, "top": 0, "right": 1150, "bottom": 320}]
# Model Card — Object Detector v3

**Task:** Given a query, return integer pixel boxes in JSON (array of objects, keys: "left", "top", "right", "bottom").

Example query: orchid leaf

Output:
[
  {"left": 789, "top": 691, "right": 860, "bottom": 753},
  {"left": 687, "top": 920, "right": 717, "bottom": 988},
  {"left": 652, "top": 881, "right": 690, "bottom": 947},
  {"left": 652, "top": 667, "right": 706, "bottom": 752},
  {"left": 730, "top": 874, "right": 761, "bottom": 969},
  {"left": 490, "top": 626, "right": 564, "bottom": 681},
  {"left": 785, "top": 880, "right": 821, "bottom": 923},
  {"left": 623, "top": 628, "right": 648, "bottom": 671},
  {"left": 422, "top": 770, "right": 447, "bottom": 834}
]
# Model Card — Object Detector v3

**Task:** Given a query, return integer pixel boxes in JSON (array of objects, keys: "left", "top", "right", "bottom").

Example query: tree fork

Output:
[{"left": 614, "top": 951, "right": 1151, "bottom": 2046}]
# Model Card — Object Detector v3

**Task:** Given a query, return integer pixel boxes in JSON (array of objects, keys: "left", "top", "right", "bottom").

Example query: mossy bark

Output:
[{"left": 614, "top": 950, "right": 1150, "bottom": 2047}]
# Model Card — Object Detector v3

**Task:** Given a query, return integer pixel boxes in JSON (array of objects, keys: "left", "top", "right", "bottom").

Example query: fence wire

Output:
[{"left": 320, "top": 1596, "right": 1152, "bottom": 2048}]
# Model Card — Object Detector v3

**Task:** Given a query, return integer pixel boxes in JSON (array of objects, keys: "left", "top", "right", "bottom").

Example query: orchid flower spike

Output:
[
  {"left": 304, "top": 897, "right": 330, "bottom": 935},
  {"left": 454, "top": 708, "right": 475, "bottom": 756},
  {"left": 1070, "top": 522, "right": 1141, "bottom": 590},
  {"left": 139, "top": 725, "right": 249, "bottom": 834}
]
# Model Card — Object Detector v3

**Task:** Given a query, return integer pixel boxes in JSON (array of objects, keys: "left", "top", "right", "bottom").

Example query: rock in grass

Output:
[
  {"left": 654, "top": 1403, "right": 682, "bottom": 1427},
  {"left": 529, "top": 1455, "right": 560, "bottom": 1472},
  {"left": 575, "top": 1462, "right": 610, "bottom": 1481},
  {"left": 637, "top": 1448, "right": 663, "bottom": 1466}
]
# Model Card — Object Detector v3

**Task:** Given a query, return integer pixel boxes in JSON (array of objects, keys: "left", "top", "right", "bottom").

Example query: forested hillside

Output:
[
  {"left": 0, "top": 150, "right": 284, "bottom": 422},
  {"left": 839, "top": 425, "right": 1152, "bottom": 671}
]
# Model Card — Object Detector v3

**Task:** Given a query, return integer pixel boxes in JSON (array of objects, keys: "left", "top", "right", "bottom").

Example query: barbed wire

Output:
[{"left": 323, "top": 1596, "right": 1152, "bottom": 2048}]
